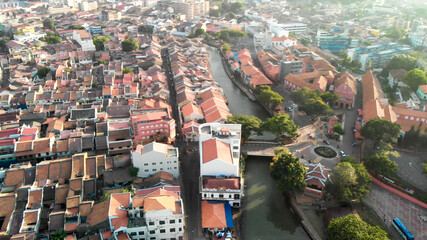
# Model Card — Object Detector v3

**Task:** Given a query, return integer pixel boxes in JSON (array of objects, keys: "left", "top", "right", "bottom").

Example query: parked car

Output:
[
  {"left": 323, "top": 140, "right": 330, "bottom": 145},
  {"left": 286, "top": 107, "right": 292, "bottom": 112},
  {"left": 339, "top": 151, "right": 346, "bottom": 157}
]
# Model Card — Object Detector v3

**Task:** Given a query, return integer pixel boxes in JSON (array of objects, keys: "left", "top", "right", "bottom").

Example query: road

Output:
[{"left": 162, "top": 47, "right": 205, "bottom": 240}]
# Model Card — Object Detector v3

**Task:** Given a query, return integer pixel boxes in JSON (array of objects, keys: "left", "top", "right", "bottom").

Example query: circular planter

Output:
[{"left": 314, "top": 146, "right": 337, "bottom": 158}]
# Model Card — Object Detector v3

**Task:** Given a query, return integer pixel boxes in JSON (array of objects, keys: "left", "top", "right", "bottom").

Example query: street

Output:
[{"left": 162, "top": 47, "right": 205, "bottom": 239}]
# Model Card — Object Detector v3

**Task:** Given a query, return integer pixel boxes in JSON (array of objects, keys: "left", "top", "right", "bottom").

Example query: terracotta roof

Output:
[
  {"left": 181, "top": 103, "right": 203, "bottom": 118},
  {"left": 203, "top": 177, "right": 240, "bottom": 190},
  {"left": 109, "top": 193, "right": 130, "bottom": 231},
  {"left": 202, "top": 139, "right": 232, "bottom": 164},
  {"left": 55, "top": 185, "right": 69, "bottom": 204},
  {"left": 4, "top": 168, "right": 25, "bottom": 187},
  {"left": 87, "top": 199, "right": 110, "bottom": 227},
  {"left": 201, "top": 201, "right": 227, "bottom": 229},
  {"left": 418, "top": 85, "right": 427, "bottom": 94},
  {"left": 143, "top": 195, "right": 177, "bottom": 212}
]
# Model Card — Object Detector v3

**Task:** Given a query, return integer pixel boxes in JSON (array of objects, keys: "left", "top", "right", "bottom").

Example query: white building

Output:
[
  {"left": 127, "top": 186, "right": 184, "bottom": 240},
  {"left": 72, "top": 30, "right": 96, "bottom": 51},
  {"left": 132, "top": 142, "right": 179, "bottom": 178},
  {"left": 280, "top": 23, "right": 307, "bottom": 34},
  {"left": 13, "top": 32, "right": 47, "bottom": 42},
  {"left": 199, "top": 123, "right": 241, "bottom": 177},
  {"left": 200, "top": 177, "right": 242, "bottom": 207}
]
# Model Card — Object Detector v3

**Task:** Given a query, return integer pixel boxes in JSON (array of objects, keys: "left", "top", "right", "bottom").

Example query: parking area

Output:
[
  {"left": 390, "top": 151, "right": 427, "bottom": 191},
  {"left": 365, "top": 185, "right": 427, "bottom": 240}
]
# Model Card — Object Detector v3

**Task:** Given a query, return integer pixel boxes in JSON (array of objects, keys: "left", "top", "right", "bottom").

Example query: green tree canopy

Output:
[
  {"left": 220, "top": 29, "right": 247, "bottom": 38},
  {"left": 209, "top": 9, "right": 220, "bottom": 17},
  {"left": 387, "top": 54, "right": 420, "bottom": 71},
  {"left": 263, "top": 113, "right": 298, "bottom": 137},
  {"left": 194, "top": 28, "right": 206, "bottom": 37},
  {"left": 402, "top": 68, "right": 427, "bottom": 92},
  {"left": 51, "top": 230, "right": 67, "bottom": 240},
  {"left": 301, "top": 98, "right": 333, "bottom": 116},
  {"left": 254, "top": 85, "right": 271, "bottom": 95},
  {"left": 220, "top": 31, "right": 230, "bottom": 42},
  {"left": 37, "top": 67, "right": 51, "bottom": 79},
  {"left": 42, "top": 18, "right": 55, "bottom": 30},
  {"left": 123, "top": 68, "right": 133, "bottom": 74},
  {"left": 226, "top": 12, "right": 236, "bottom": 20},
  {"left": 360, "top": 119, "right": 401, "bottom": 153},
  {"left": 227, "top": 114, "right": 262, "bottom": 140},
  {"left": 129, "top": 166, "right": 139, "bottom": 177},
  {"left": 364, "top": 154, "right": 397, "bottom": 178},
  {"left": 327, "top": 215, "right": 390, "bottom": 240},
  {"left": 93, "top": 36, "right": 109, "bottom": 51},
  {"left": 320, "top": 91, "right": 340, "bottom": 105},
  {"left": 69, "top": 24, "right": 85, "bottom": 30},
  {"left": 40, "top": 35, "right": 62, "bottom": 45},
  {"left": 291, "top": 87, "right": 320, "bottom": 104},
  {"left": 270, "top": 150, "right": 307, "bottom": 192},
  {"left": 122, "top": 38, "right": 139, "bottom": 52},
  {"left": 333, "top": 124, "right": 345, "bottom": 135},
  {"left": 328, "top": 162, "right": 372, "bottom": 202},
  {"left": 259, "top": 89, "right": 283, "bottom": 108},
  {"left": 222, "top": 43, "right": 231, "bottom": 53},
  {"left": 230, "top": 1, "right": 244, "bottom": 12},
  {"left": 139, "top": 25, "right": 154, "bottom": 34},
  {"left": 384, "top": 28, "right": 407, "bottom": 41}
]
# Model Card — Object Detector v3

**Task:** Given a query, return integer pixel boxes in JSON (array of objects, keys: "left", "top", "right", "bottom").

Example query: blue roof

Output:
[{"left": 224, "top": 202, "right": 234, "bottom": 228}]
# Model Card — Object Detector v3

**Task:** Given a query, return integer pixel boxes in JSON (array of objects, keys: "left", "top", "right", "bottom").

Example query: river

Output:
[{"left": 208, "top": 47, "right": 310, "bottom": 240}]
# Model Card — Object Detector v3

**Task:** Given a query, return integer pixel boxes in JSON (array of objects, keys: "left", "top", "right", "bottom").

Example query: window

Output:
[
  {"left": 153, "top": 169, "right": 156, "bottom": 171},
  {"left": 170, "top": 219, "right": 175, "bottom": 224},
  {"left": 160, "top": 168, "right": 163, "bottom": 170},
  {"left": 149, "top": 230, "right": 155, "bottom": 234},
  {"left": 204, "top": 194, "right": 206, "bottom": 197},
  {"left": 179, "top": 219, "right": 182, "bottom": 223},
  {"left": 138, "top": 231, "right": 144, "bottom": 235},
  {"left": 152, "top": 163, "right": 156, "bottom": 165},
  {"left": 170, "top": 228, "right": 176, "bottom": 232},
  {"left": 142, "top": 131, "right": 145, "bottom": 134},
  {"left": 149, "top": 221, "right": 155, "bottom": 225},
  {"left": 219, "top": 194, "right": 224, "bottom": 198},
  {"left": 179, "top": 228, "right": 182, "bottom": 231},
  {"left": 174, "top": 161, "right": 177, "bottom": 163},
  {"left": 144, "top": 163, "right": 148, "bottom": 166},
  {"left": 160, "top": 229, "right": 166, "bottom": 233},
  {"left": 159, "top": 220, "right": 165, "bottom": 225},
  {"left": 229, "top": 194, "right": 232, "bottom": 198},
  {"left": 174, "top": 167, "right": 177, "bottom": 169},
  {"left": 145, "top": 169, "right": 149, "bottom": 172},
  {"left": 234, "top": 194, "right": 240, "bottom": 199},
  {"left": 160, "top": 162, "right": 163, "bottom": 164}
]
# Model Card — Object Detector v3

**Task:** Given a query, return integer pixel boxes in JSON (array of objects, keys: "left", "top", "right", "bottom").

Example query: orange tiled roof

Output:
[
  {"left": 202, "top": 139, "right": 232, "bottom": 164},
  {"left": 201, "top": 201, "right": 227, "bottom": 229}
]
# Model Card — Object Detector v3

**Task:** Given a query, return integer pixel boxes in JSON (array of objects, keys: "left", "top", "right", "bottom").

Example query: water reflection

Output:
[{"left": 243, "top": 157, "right": 310, "bottom": 240}]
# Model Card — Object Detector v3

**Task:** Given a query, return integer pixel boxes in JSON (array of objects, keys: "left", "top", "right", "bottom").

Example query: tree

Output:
[
  {"left": 270, "top": 150, "right": 307, "bottom": 192},
  {"left": 291, "top": 87, "right": 320, "bottom": 104},
  {"left": 37, "top": 67, "right": 51, "bottom": 79},
  {"left": 230, "top": 1, "right": 244, "bottom": 13},
  {"left": 301, "top": 98, "right": 333, "bottom": 116},
  {"left": 69, "top": 24, "right": 84, "bottom": 30},
  {"left": 220, "top": 31, "right": 230, "bottom": 42},
  {"left": 209, "top": 9, "right": 220, "bottom": 17},
  {"left": 222, "top": 43, "right": 231, "bottom": 53},
  {"left": 123, "top": 68, "right": 133, "bottom": 74},
  {"left": 40, "top": 35, "right": 62, "bottom": 45},
  {"left": 340, "top": 156, "right": 355, "bottom": 163},
  {"left": 51, "top": 230, "right": 67, "bottom": 240},
  {"left": 301, "top": 38, "right": 308, "bottom": 46},
  {"left": 220, "top": 29, "right": 247, "bottom": 38},
  {"left": 254, "top": 85, "right": 271, "bottom": 95},
  {"left": 387, "top": 54, "right": 419, "bottom": 71},
  {"left": 194, "top": 28, "right": 206, "bottom": 37},
  {"left": 93, "top": 36, "right": 109, "bottom": 51},
  {"left": 320, "top": 91, "right": 340, "bottom": 105},
  {"left": 226, "top": 12, "right": 236, "bottom": 20},
  {"left": 99, "top": 59, "right": 105, "bottom": 64},
  {"left": 227, "top": 114, "right": 262, "bottom": 140},
  {"left": 121, "top": 38, "right": 139, "bottom": 52},
  {"left": 333, "top": 124, "right": 345, "bottom": 135},
  {"left": 43, "top": 18, "right": 55, "bottom": 30},
  {"left": 129, "top": 166, "right": 139, "bottom": 177},
  {"left": 364, "top": 154, "right": 397, "bottom": 178},
  {"left": 328, "top": 162, "right": 371, "bottom": 202},
  {"left": 327, "top": 215, "right": 390, "bottom": 240},
  {"left": 402, "top": 68, "right": 427, "bottom": 92},
  {"left": 139, "top": 25, "right": 154, "bottom": 34},
  {"left": 259, "top": 89, "right": 283, "bottom": 108},
  {"left": 360, "top": 119, "right": 401, "bottom": 153},
  {"left": 99, "top": 192, "right": 111, "bottom": 201},
  {"left": 263, "top": 114, "right": 298, "bottom": 138},
  {"left": 384, "top": 28, "right": 407, "bottom": 41}
]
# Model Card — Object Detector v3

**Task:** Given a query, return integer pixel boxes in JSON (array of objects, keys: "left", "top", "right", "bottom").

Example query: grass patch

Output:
[{"left": 353, "top": 202, "right": 393, "bottom": 237}]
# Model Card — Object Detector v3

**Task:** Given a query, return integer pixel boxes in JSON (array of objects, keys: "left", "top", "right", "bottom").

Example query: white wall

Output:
[{"left": 132, "top": 147, "right": 179, "bottom": 178}]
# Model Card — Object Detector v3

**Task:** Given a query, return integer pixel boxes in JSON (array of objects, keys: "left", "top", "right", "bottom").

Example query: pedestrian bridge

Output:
[{"left": 241, "top": 141, "right": 281, "bottom": 157}]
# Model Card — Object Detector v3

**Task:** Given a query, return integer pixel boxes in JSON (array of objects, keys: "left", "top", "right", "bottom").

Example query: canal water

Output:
[{"left": 208, "top": 47, "right": 310, "bottom": 239}]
